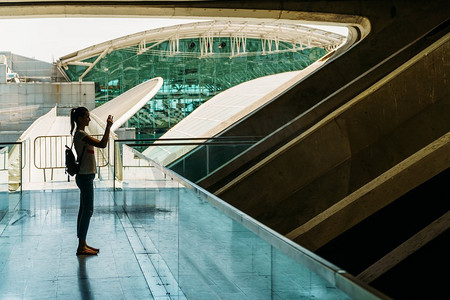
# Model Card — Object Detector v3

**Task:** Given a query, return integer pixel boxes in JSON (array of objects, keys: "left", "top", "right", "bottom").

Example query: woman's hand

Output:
[
  {"left": 83, "top": 115, "right": 114, "bottom": 148},
  {"left": 106, "top": 115, "right": 114, "bottom": 128}
]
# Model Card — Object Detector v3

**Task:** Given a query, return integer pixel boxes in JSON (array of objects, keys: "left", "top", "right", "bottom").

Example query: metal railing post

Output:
[
  {"left": 206, "top": 144, "right": 210, "bottom": 175},
  {"left": 113, "top": 140, "right": 116, "bottom": 191},
  {"left": 20, "top": 142, "right": 22, "bottom": 193}
]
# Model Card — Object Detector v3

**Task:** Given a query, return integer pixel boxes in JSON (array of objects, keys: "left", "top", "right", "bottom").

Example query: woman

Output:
[{"left": 70, "top": 107, "right": 113, "bottom": 256}]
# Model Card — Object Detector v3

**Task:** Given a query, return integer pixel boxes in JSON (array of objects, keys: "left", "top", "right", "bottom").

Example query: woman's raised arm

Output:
[{"left": 82, "top": 115, "right": 113, "bottom": 148}]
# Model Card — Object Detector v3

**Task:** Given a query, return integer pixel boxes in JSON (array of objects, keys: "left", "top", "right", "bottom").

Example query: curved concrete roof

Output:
[
  {"left": 58, "top": 20, "right": 346, "bottom": 79},
  {"left": 143, "top": 59, "right": 326, "bottom": 165},
  {"left": 91, "top": 77, "right": 163, "bottom": 131}
]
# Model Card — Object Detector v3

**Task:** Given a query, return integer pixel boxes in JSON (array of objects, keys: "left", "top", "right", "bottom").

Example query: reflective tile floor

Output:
[{"left": 0, "top": 181, "right": 352, "bottom": 300}]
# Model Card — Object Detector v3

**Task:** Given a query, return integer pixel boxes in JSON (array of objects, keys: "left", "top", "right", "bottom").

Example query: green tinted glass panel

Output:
[{"left": 66, "top": 38, "right": 327, "bottom": 137}]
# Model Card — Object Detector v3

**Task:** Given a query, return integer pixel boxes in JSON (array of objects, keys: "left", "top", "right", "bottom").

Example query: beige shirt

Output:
[{"left": 74, "top": 130, "right": 97, "bottom": 174}]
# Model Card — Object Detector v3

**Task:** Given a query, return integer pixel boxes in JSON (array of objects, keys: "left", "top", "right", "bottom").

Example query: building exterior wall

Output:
[
  {"left": 0, "top": 81, "right": 95, "bottom": 142},
  {"left": 0, "top": 64, "right": 6, "bottom": 83},
  {"left": 0, "top": 52, "right": 68, "bottom": 82}
]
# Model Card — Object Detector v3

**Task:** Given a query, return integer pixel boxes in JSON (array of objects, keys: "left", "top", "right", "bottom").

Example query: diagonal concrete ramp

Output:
[
  {"left": 216, "top": 32, "right": 450, "bottom": 236},
  {"left": 286, "top": 131, "right": 450, "bottom": 250}
]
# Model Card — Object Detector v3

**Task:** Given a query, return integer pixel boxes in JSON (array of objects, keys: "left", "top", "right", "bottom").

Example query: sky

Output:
[
  {"left": 0, "top": 18, "right": 201, "bottom": 62},
  {"left": 0, "top": 18, "right": 347, "bottom": 63}
]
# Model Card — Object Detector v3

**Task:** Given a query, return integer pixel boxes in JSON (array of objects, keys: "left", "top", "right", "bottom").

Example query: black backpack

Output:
[{"left": 65, "top": 142, "right": 85, "bottom": 180}]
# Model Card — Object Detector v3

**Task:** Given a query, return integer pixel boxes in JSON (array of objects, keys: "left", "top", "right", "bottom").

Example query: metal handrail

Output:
[
  {"left": 34, "top": 134, "right": 110, "bottom": 170},
  {"left": 0, "top": 142, "right": 26, "bottom": 171},
  {"left": 21, "top": 139, "right": 27, "bottom": 170},
  {"left": 0, "top": 142, "right": 23, "bottom": 193},
  {"left": 117, "top": 136, "right": 263, "bottom": 143},
  {"left": 123, "top": 141, "right": 259, "bottom": 147},
  {"left": 113, "top": 137, "right": 262, "bottom": 188},
  {"left": 0, "top": 146, "right": 8, "bottom": 171}
]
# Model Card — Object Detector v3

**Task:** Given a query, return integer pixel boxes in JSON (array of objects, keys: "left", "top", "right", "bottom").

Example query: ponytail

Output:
[
  {"left": 70, "top": 106, "right": 89, "bottom": 135},
  {"left": 70, "top": 108, "right": 76, "bottom": 135}
]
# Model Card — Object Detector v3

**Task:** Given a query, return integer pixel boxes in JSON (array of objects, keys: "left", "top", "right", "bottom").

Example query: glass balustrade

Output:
[
  {"left": 114, "top": 137, "right": 261, "bottom": 186},
  {"left": 112, "top": 139, "right": 383, "bottom": 299},
  {"left": 0, "top": 138, "right": 382, "bottom": 298},
  {"left": 0, "top": 142, "right": 22, "bottom": 222}
]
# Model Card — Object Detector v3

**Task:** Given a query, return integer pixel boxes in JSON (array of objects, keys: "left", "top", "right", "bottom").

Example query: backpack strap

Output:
[{"left": 72, "top": 133, "right": 86, "bottom": 165}]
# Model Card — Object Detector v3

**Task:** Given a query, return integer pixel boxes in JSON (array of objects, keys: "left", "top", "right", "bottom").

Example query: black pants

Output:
[{"left": 75, "top": 174, "right": 95, "bottom": 240}]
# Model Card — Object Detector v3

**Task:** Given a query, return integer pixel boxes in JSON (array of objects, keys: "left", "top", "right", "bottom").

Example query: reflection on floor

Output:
[{"left": 0, "top": 182, "right": 350, "bottom": 299}]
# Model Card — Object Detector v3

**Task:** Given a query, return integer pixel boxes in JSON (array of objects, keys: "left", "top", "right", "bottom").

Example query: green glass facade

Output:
[{"left": 65, "top": 38, "right": 327, "bottom": 137}]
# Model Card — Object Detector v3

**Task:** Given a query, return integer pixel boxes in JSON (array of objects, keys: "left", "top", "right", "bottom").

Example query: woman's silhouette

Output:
[{"left": 70, "top": 107, "right": 113, "bottom": 255}]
